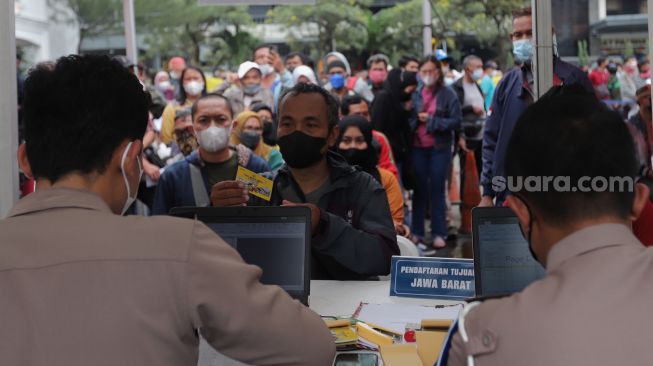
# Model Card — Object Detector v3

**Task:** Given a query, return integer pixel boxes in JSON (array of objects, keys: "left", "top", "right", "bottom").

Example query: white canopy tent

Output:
[{"left": 1, "top": 0, "right": 652, "bottom": 216}]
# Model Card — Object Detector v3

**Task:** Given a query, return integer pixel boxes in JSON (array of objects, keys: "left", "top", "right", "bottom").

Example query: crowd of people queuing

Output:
[
  {"left": 7, "top": 4, "right": 653, "bottom": 365},
  {"left": 15, "top": 6, "right": 653, "bottom": 256}
]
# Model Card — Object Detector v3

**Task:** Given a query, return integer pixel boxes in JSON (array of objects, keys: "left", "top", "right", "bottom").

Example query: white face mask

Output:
[
  {"left": 170, "top": 71, "right": 180, "bottom": 80},
  {"left": 471, "top": 68, "right": 484, "bottom": 81},
  {"left": 156, "top": 80, "right": 171, "bottom": 90},
  {"left": 258, "top": 63, "right": 274, "bottom": 77},
  {"left": 421, "top": 75, "right": 435, "bottom": 87},
  {"left": 120, "top": 141, "right": 143, "bottom": 215},
  {"left": 183, "top": 80, "right": 204, "bottom": 96},
  {"left": 444, "top": 77, "right": 455, "bottom": 86},
  {"left": 196, "top": 125, "right": 231, "bottom": 153}
]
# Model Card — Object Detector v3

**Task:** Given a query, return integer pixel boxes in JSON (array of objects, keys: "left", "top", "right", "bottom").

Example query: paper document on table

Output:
[{"left": 354, "top": 303, "right": 463, "bottom": 334}]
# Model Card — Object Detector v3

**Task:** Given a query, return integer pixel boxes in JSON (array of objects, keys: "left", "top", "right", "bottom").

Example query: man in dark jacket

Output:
[
  {"left": 211, "top": 83, "right": 399, "bottom": 280},
  {"left": 480, "top": 6, "right": 594, "bottom": 206}
]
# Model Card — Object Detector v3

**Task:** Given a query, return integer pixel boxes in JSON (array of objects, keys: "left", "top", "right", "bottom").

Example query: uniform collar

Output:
[
  {"left": 546, "top": 223, "right": 640, "bottom": 272},
  {"left": 6, "top": 188, "right": 113, "bottom": 218}
]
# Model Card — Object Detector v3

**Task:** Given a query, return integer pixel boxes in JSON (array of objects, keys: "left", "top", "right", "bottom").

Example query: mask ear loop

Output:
[
  {"left": 120, "top": 141, "right": 134, "bottom": 202},
  {"left": 513, "top": 193, "right": 540, "bottom": 264}
]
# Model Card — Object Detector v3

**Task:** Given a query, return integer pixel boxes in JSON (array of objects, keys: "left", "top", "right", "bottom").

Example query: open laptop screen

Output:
[
  {"left": 474, "top": 208, "right": 546, "bottom": 297},
  {"left": 206, "top": 219, "right": 306, "bottom": 292}
]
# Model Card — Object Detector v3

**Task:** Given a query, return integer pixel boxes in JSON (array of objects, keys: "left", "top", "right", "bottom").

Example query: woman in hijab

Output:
[
  {"left": 371, "top": 68, "right": 418, "bottom": 186},
  {"left": 230, "top": 111, "right": 284, "bottom": 172},
  {"left": 337, "top": 116, "right": 408, "bottom": 236}
]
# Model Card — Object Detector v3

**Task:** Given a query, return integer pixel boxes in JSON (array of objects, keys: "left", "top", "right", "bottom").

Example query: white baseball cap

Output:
[{"left": 238, "top": 61, "right": 260, "bottom": 79}]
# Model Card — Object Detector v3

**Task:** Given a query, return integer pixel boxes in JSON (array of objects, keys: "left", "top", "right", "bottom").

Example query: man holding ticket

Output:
[
  {"left": 153, "top": 93, "right": 270, "bottom": 215},
  {"left": 211, "top": 83, "right": 399, "bottom": 280}
]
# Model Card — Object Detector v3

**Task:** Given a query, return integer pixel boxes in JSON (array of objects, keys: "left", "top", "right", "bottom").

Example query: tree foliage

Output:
[
  {"left": 267, "top": 0, "right": 373, "bottom": 58},
  {"left": 49, "top": 0, "right": 258, "bottom": 67}
]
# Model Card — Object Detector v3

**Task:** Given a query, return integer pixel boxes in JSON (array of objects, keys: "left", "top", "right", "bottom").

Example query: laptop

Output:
[
  {"left": 170, "top": 206, "right": 312, "bottom": 305},
  {"left": 472, "top": 207, "right": 546, "bottom": 298}
]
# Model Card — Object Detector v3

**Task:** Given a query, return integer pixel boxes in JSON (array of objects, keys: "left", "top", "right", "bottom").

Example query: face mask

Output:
[
  {"left": 258, "top": 63, "right": 274, "bottom": 77},
  {"left": 369, "top": 70, "right": 387, "bottom": 84},
  {"left": 552, "top": 33, "right": 559, "bottom": 58},
  {"left": 156, "top": 80, "right": 171, "bottom": 91},
  {"left": 400, "top": 92, "right": 412, "bottom": 102},
  {"left": 175, "top": 128, "right": 198, "bottom": 157},
  {"left": 471, "top": 68, "right": 484, "bottom": 82},
  {"left": 183, "top": 80, "right": 204, "bottom": 96},
  {"left": 243, "top": 84, "right": 262, "bottom": 96},
  {"left": 170, "top": 71, "right": 180, "bottom": 80},
  {"left": 120, "top": 141, "right": 143, "bottom": 215},
  {"left": 421, "top": 75, "right": 435, "bottom": 87},
  {"left": 240, "top": 131, "right": 261, "bottom": 150},
  {"left": 444, "top": 77, "right": 455, "bottom": 86},
  {"left": 329, "top": 74, "right": 346, "bottom": 90},
  {"left": 513, "top": 39, "right": 534, "bottom": 63},
  {"left": 197, "top": 125, "right": 230, "bottom": 153},
  {"left": 339, "top": 148, "right": 376, "bottom": 170},
  {"left": 262, "top": 121, "right": 276, "bottom": 145},
  {"left": 278, "top": 131, "right": 326, "bottom": 169}
]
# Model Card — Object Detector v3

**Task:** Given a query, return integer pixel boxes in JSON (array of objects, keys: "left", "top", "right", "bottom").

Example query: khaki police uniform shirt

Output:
[
  {"left": 0, "top": 188, "right": 335, "bottom": 366},
  {"left": 447, "top": 224, "right": 653, "bottom": 366}
]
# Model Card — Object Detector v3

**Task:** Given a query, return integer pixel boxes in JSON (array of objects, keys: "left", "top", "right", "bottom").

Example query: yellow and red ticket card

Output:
[{"left": 236, "top": 166, "right": 273, "bottom": 201}]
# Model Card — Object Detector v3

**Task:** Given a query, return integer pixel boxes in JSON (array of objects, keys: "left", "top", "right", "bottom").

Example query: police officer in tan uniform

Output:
[
  {"left": 446, "top": 86, "right": 653, "bottom": 365},
  {"left": 0, "top": 55, "right": 335, "bottom": 366}
]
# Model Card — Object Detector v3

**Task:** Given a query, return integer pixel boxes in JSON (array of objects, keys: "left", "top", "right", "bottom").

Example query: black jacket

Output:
[
  {"left": 452, "top": 77, "right": 486, "bottom": 141},
  {"left": 252, "top": 151, "right": 399, "bottom": 280},
  {"left": 371, "top": 71, "right": 415, "bottom": 163}
]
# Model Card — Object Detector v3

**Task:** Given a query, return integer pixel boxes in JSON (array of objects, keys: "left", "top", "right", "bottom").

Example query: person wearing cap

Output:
[
  {"left": 480, "top": 60, "right": 498, "bottom": 111},
  {"left": 325, "top": 60, "right": 358, "bottom": 102},
  {"left": 324, "top": 52, "right": 375, "bottom": 103},
  {"left": 222, "top": 61, "right": 274, "bottom": 116},
  {"left": 166, "top": 107, "right": 197, "bottom": 167},
  {"left": 367, "top": 54, "right": 390, "bottom": 98},
  {"left": 292, "top": 65, "right": 317, "bottom": 85},
  {"left": 167, "top": 56, "right": 186, "bottom": 99}
]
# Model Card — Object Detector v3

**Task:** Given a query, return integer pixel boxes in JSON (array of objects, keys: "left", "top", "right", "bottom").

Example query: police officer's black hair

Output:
[
  {"left": 22, "top": 54, "right": 150, "bottom": 183},
  {"left": 505, "top": 85, "right": 640, "bottom": 224}
]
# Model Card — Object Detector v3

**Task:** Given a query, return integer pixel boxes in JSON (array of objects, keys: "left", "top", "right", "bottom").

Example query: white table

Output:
[
  {"left": 198, "top": 280, "right": 464, "bottom": 366},
  {"left": 309, "top": 280, "right": 464, "bottom": 316}
]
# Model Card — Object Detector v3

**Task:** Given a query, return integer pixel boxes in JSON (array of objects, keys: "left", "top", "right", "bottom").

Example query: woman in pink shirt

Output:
[{"left": 408, "top": 56, "right": 462, "bottom": 253}]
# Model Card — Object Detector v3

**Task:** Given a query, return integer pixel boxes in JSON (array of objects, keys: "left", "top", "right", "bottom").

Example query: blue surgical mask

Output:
[
  {"left": 243, "top": 84, "right": 261, "bottom": 95},
  {"left": 513, "top": 39, "right": 534, "bottom": 63},
  {"left": 329, "top": 74, "right": 346, "bottom": 90}
]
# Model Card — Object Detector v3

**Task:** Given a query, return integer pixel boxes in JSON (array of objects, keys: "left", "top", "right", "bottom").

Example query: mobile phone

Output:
[{"left": 333, "top": 353, "right": 378, "bottom": 366}]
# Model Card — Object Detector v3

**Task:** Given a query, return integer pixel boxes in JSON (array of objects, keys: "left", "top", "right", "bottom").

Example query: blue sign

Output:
[{"left": 390, "top": 256, "right": 475, "bottom": 300}]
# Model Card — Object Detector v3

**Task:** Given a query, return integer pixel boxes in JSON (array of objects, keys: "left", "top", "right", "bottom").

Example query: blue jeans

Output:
[{"left": 410, "top": 146, "right": 452, "bottom": 240}]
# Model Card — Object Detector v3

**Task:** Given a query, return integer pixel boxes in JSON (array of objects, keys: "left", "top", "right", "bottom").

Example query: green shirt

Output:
[{"left": 205, "top": 153, "right": 238, "bottom": 187}]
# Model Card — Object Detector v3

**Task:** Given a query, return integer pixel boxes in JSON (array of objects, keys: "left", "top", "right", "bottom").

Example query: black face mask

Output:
[
  {"left": 339, "top": 147, "right": 377, "bottom": 172},
  {"left": 400, "top": 92, "right": 412, "bottom": 102},
  {"left": 262, "top": 121, "right": 276, "bottom": 145},
  {"left": 278, "top": 131, "right": 327, "bottom": 169},
  {"left": 240, "top": 131, "right": 261, "bottom": 150}
]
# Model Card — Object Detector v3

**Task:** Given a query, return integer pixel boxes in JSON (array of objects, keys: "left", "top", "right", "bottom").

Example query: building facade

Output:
[{"left": 14, "top": 0, "right": 78, "bottom": 65}]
